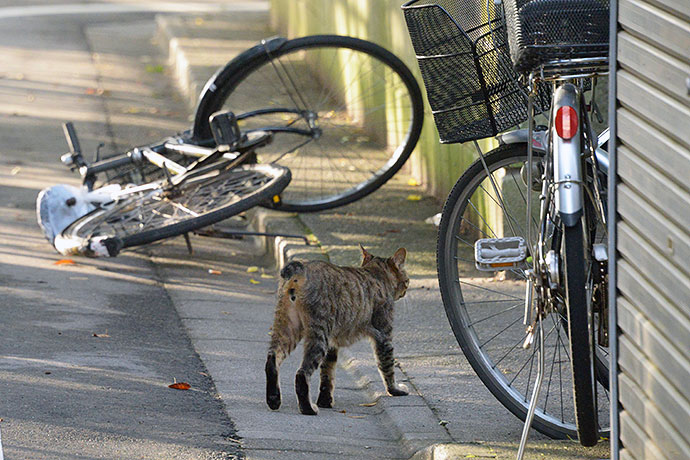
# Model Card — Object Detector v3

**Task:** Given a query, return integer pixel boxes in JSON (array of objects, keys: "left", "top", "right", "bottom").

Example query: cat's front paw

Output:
[
  {"left": 388, "top": 383, "right": 409, "bottom": 397},
  {"left": 316, "top": 391, "right": 333, "bottom": 408}
]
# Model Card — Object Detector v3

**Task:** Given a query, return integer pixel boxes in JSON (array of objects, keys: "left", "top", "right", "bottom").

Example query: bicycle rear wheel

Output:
[
  {"left": 59, "top": 164, "right": 290, "bottom": 255},
  {"left": 193, "top": 35, "right": 424, "bottom": 212},
  {"left": 436, "top": 144, "right": 609, "bottom": 439},
  {"left": 562, "top": 221, "right": 599, "bottom": 446}
]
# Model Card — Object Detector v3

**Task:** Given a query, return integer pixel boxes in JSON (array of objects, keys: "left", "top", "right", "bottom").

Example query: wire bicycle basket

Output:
[
  {"left": 502, "top": 0, "right": 609, "bottom": 73},
  {"left": 402, "top": 0, "right": 549, "bottom": 144}
]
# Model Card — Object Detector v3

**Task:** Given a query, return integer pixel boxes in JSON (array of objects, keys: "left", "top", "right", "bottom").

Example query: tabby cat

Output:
[{"left": 265, "top": 245, "right": 410, "bottom": 415}]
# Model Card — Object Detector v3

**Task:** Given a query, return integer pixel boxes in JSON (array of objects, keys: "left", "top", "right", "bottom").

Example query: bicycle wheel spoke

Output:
[
  {"left": 479, "top": 314, "right": 523, "bottom": 349},
  {"left": 468, "top": 302, "right": 521, "bottom": 327},
  {"left": 459, "top": 279, "right": 524, "bottom": 301}
]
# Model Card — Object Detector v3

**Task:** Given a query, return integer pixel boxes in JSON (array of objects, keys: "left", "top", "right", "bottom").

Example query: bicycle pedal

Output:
[
  {"left": 209, "top": 111, "right": 241, "bottom": 147},
  {"left": 475, "top": 237, "right": 528, "bottom": 271}
]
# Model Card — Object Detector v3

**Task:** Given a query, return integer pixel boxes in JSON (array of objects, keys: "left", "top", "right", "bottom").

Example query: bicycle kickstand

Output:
[{"left": 516, "top": 315, "right": 545, "bottom": 460}]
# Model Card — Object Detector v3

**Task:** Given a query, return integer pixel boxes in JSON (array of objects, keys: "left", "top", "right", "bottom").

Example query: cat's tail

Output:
[{"left": 280, "top": 260, "right": 304, "bottom": 280}]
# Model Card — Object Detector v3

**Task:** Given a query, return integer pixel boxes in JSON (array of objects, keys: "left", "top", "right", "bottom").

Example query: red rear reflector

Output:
[{"left": 555, "top": 106, "right": 578, "bottom": 139}]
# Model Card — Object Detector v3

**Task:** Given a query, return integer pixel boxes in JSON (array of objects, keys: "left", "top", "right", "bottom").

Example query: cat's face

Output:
[{"left": 360, "top": 246, "right": 409, "bottom": 300}]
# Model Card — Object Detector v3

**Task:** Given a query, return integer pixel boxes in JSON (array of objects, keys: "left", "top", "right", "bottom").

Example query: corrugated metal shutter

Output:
[{"left": 614, "top": 0, "right": 690, "bottom": 458}]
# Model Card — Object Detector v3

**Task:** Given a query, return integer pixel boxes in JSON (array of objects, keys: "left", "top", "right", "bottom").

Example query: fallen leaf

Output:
[
  {"left": 260, "top": 273, "right": 274, "bottom": 279},
  {"left": 358, "top": 401, "right": 377, "bottom": 407},
  {"left": 93, "top": 332, "right": 110, "bottom": 338},
  {"left": 168, "top": 382, "right": 191, "bottom": 390},
  {"left": 246, "top": 266, "right": 259, "bottom": 273},
  {"left": 85, "top": 87, "right": 97, "bottom": 95},
  {"left": 406, "top": 194, "right": 422, "bottom": 201},
  {"left": 249, "top": 278, "right": 260, "bottom": 285},
  {"left": 54, "top": 259, "right": 76, "bottom": 266},
  {"left": 208, "top": 269, "right": 222, "bottom": 275},
  {"left": 338, "top": 409, "right": 347, "bottom": 413},
  {"left": 407, "top": 178, "right": 420, "bottom": 186}
]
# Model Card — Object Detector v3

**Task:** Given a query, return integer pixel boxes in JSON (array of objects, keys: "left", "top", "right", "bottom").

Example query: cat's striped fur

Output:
[{"left": 265, "top": 246, "right": 409, "bottom": 415}]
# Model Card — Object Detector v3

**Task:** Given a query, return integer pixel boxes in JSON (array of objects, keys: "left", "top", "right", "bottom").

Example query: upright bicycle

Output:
[
  {"left": 40, "top": 35, "right": 424, "bottom": 256},
  {"left": 403, "top": 0, "right": 609, "bottom": 448}
]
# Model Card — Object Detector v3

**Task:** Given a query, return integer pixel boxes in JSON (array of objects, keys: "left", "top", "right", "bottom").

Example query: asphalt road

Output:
[{"left": 0, "top": 2, "right": 246, "bottom": 458}]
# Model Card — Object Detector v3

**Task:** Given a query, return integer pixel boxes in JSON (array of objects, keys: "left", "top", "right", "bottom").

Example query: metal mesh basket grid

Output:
[
  {"left": 503, "top": 0, "right": 609, "bottom": 73},
  {"left": 402, "top": 0, "right": 549, "bottom": 144}
]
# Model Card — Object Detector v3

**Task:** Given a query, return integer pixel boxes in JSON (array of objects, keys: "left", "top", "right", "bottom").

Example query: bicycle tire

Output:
[
  {"left": 562, "top": 221, "right": 599, "bottom": 446},
  {"left": 60, "top": 163, "right": 291, "bottom": 254},
  {"left": 192, "top": 35, "right": 424, "bottom": 212},
  {"left": 437, "top": 143, "right": 609, "bottom": 440}
]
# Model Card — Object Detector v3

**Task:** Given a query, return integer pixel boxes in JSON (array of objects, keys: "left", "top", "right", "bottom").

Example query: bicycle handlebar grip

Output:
[
  {"left": 63, "top": 122, "right": 82, "bottom": 155},
  {"left": 86, "top": 153, "right": 135, "bottom": 175}
]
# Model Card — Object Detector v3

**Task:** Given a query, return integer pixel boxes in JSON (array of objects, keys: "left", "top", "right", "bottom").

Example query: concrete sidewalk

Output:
[{"left": 154, "top": 7, "right": 611, "bottom": 460}]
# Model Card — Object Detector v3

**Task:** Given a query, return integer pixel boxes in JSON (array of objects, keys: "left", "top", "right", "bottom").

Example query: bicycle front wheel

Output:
[
  {"left": 193, "top": 35, "right": 424, "bottom": 212},
  {"left": 60, "top": 164, "right": 291, "bottom": 254},
  {"left": 437, "top": 144, "right": 609, "bottom": 439}
]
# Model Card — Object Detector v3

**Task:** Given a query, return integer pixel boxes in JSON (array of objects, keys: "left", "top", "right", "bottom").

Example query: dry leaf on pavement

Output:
[
  {"left": 54, "top": 259, "right": 76, "bottom": 266},
  {"left": 168, "top": 382, "right": 191, "bottom": 390},
  {"left": 359, "top": 401, "right": 378, "bottom": 407}
]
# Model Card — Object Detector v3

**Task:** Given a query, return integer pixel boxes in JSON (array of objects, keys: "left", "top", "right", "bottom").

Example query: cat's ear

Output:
[
  {"left": 392, "top": 248, "right": 407, "bottom": 267},
  {"left": 360, "top": 244, "right": 373, "bottom": 265}
]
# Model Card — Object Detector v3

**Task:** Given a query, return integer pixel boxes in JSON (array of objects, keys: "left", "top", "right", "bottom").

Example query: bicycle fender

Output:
[
  {"left": 552, "top": 83, "right": 583, "bottom": 227},
  {"left": 192, "top": 36, "right": 289, "bottom": 140},
  {"left": 496, "top": 128, "right": 548, "bottom": 153}
]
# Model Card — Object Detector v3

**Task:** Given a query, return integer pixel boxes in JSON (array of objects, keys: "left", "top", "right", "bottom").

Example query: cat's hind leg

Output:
[
  {"left": 316, "top": 347, "right": 338, "bottom": 408},
  {"left": 265, "top": 350, "right": 283, "bottom": 410},
  {"left": 371, "top": 332, "right": 409, "bottom": 397},
  {"left": 266, "top": 302, "right": 302, "bottom": 411},
  {"left": 296, "top": 332, "right": 327, "bottom": 415}
]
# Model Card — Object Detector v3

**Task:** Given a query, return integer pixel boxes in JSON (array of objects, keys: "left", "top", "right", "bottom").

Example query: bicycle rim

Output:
[
  {"left": 194, "top": 35, "right": 423, "bottom": 212},
  {"left": 437, "top": 144, "right": 610, "bottom": 439},
  {"left": 62, "top": 164, "right": 290, "bottom": 250}
]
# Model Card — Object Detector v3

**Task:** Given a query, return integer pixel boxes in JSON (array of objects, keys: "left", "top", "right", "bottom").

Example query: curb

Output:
[
  {"left": 339, "top": 351, "right": 453, "bottom": 458},
  {"left": 157, "top": 12, "right": 453, "bottom": 460},
  {"left": 155, "top": 12, "right": 271, "bottom": 109}
]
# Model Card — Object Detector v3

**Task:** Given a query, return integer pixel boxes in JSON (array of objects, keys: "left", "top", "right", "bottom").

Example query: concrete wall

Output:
[
  {"left": 614, "top": 0, "right": 690, "bottom": 458},
  {"left": 269, "top": 0, "right": 496, "bottom": 201}
]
